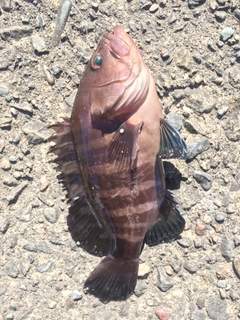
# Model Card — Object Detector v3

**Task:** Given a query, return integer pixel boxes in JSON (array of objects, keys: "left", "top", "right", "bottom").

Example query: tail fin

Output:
[{"left": 84, "top": 255, "right": 139, "bottom": 302}]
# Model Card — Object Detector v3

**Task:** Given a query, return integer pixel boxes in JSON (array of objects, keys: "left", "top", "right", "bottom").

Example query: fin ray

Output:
[{"left": 159, "top": 118, "right": 187, "bottom": 159}]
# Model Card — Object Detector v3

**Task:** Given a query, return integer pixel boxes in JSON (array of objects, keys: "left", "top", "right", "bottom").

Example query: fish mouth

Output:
[{"left": 103, "top": 26, "right": 131, "bottom": 58}]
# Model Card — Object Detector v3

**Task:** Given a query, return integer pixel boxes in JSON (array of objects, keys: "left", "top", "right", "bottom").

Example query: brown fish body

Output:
[{"left": 49, "top": 26, "right": 187, "bottom": 301}]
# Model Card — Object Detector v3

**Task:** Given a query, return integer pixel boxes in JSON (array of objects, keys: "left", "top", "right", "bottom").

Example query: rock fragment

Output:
[
  {"left": 221, "top": 233, "right": 233, "bottom": 261},
  {"left": 233, "top": 258, "right": 240, "bottom": 279},
  {"left": 0, "top": 26, "right": 33, "bottom": 40},
  {"left": 206, "top": 296, "right": 228, "bottom": 320},
  {"left": 188, "top": 0, "right": 206, "bottom": 9},
  {"left": 0, "top": 84, "right": 9, "bottom": 96},
  {"left": 31, "top": 35, "right": 48, "bottom": 54},
  {"left": 22, "top": 121, "right": 51, "bottom": 144},
  {"left": 43, "top": 207, "right": 59, "bottom": 224},
  {"left": 221, "top": 27, "right": 234, "bottom": 42},
  {"left": 0, "top": 217, "right": 10, "bottom": 233},
  {"left": 37, "top": 260, "right": 55, "bottom": 273},
  {"left": 187, "top": 138, "right": 210, "bottom": 160},
  {"left": 156, "top": 267, "right": 174, "bottom": 292},
  {"left": 5, "top": 181, "right": 28, "bottom": 204},
  {"left": 52, "top": 0, "right": 72, "bottom": 46},
  {"left": 193, "top": 170, "right": 212, "bottom": 191},
  {"left": 5, "top": 260, "right": 19, "bottom": 278}
]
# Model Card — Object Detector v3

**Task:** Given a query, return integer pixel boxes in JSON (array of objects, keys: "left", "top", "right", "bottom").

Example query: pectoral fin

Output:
[
  {"left": 159, "top": 118, "right": 187, "bottom": 159},
  {"left": 108, "top": 121, "right": 143, "bottom": 172}
]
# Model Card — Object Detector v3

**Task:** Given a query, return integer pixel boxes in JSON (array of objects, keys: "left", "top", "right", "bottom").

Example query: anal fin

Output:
[
  {"left": 159, "top": 117, "right": 187, "bottom": 159},
  {"left": 145, "top": 190, "right": 185, "bottom": 246}
]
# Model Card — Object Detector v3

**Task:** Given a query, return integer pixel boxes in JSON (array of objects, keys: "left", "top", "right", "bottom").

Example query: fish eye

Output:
[{"left": 93, "top": 55, "right": 102, "bottom": 68}]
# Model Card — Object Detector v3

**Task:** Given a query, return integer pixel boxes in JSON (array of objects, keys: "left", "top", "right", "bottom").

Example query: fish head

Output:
[{"left": 86, "top": 26, "right": 149, "bottom": 120}]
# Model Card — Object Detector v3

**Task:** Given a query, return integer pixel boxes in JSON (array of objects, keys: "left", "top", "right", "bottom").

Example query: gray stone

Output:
[
  {"left": 222, "top": 111, "right": 240, "bottom": 142},
  {"left": 217, "top": 106, "right": 228, "bottom": 118},
  {"left": 0, "top": 26, "right": 33, "bottom": 40},
  {"left": 193, "top": 170, "right": 212, "bottom": 191},
  {"left": 0, "top": 0, "right": 12, "bottom": 11},
  {"left": 215, "top": 11, "right": 226, "bottom": 21},
  {"left": 187, "top": 138, "right": 210, "bottom": 160},
  {"left": 156, "top": 267, "right": 174, "bottom": 292},
  {"left": 0, "top": 286, "right": 7, "bottom": 296},
  {"left": 166, "top": 112, "right": 183, "bottom": 131},
  {"left": 37, "top": 260, "right": 55, "bottom": 273},
  {"left": 0, "top": 84, "right": 9, "bottom": 96},
  {"left": 11, "top": 102, "right": 33, "bottom": 114},
  {"left": 233, "top": 258, "right": 240, "bottom": 279},
  {"left": 177, "top": 238, "right": 191, "bottom": 248},
  {"left": 43, "top": 207, "right": 59, "bottom": 223},
  {"left": 0, "top": 218, "right": 10, "bottom": 233},
  {"left": 170, "top": 259, "right": 182, "bottom": 273},
  {"left": 191, "top": 307, "right": 207, "bottom": 320},
  {"left": 221, "top": 233, "right": 233, "bottom": 261},
  {"left": 188, "top": 0, "right": 206, "bottom": 9},
  {"left": 234, "top": 9, "right": 240, "bottom": 21},
  {"left": 30, "top": 35, "right": 48, "bottom": 54},
  {"left": 227, "top": 66, "right": 240, "bottom": 90},
  {"left": 23, "top": 240, "right": 37, "bottom": 252},
  {"left": 36, "top": 241, "right": 54, "bottom": 254},
  {"left": 214, "top": 214, "right": 225, "bottom": 223},
  {"left": 35, "top": 14, "right": 46, "bottom": 28},
  {"left": 185, "top": 89, "right": 216, "bottom": 114},
  {"left": 230, "top": 288, "right": 240, "bottom": 301},
  {"left": 22, "top": 121, "right": 52, "bottom": 144},
  {"left": 19, "top": 260, "right": 31, "bottom": 276},
  {"left": 217, "top": 280, "right": 226, "bottom": 288},
  {"left": 134, "top": 280, "right": 148, "bottom": 297},
  {"left": 5, "top": 181, "right": 28, "bottom": 204},
  {"left": 148, "top": 3, "right": 158, "bottom": 13},
  {"left": 5, "top": 260, "right": 19, "bottom": 278},
  {"left": 52, "top": 0, "right": 72, "bottom": 46},
  {"left": 221, "top": 27, "right": 234, "bottom": 42},
  {"left": 72, "top": 290, "right": 82, "bottom": 301},
  {"left": 184, "top": 260, "right": 197, "bottom": 274},
  {"left": 206, "top": 296, "right": 228, "bottom": 320},
  {"left": 0, "top": 115, "right": 12, "bottom": 129}
]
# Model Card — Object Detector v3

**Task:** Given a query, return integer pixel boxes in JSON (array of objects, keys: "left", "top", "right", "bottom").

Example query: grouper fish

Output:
[{"left": 49, "top": 26, "right": 187, "bottom": 302}]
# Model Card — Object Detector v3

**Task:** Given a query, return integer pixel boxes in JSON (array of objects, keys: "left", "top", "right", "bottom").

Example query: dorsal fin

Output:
[{"left": 48, "top": 118, "right": 114, "bottom": 256}]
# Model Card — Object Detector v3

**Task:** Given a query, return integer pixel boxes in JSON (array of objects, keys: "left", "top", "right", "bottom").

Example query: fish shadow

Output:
[{"left": 163, "top": 161, "right": 183, "bottom": 190}]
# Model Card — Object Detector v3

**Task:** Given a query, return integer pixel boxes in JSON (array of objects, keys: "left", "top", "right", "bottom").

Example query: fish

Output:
[{"left": 48, "top": 25, "right": 187, "bottom": 302}]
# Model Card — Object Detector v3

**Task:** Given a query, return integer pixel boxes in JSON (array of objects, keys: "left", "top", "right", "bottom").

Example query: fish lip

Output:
[{"left": 103, "top": 26, "right": 130, "bottom": 57}]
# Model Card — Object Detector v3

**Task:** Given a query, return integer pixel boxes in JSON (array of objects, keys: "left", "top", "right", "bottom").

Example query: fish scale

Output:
[{"left": 49, "top": 25, "right": 187, "bottom": 302}]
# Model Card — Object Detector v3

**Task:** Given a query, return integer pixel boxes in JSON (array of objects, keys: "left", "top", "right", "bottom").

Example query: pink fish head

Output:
[{"left": 86, "top": 26, "right": 150, "bottom": 120}]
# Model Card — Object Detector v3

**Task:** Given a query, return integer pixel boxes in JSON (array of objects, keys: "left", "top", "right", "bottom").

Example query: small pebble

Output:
[
  {"left": 234, "top": 9, "right": 240, "bottom": 21},
  {"left": 48, "top": 300, "right": 57, "bottom": 309},
  {"left": 215, "top": 214, "right": 225, "bottom": 223},
  {"left": 233, "top": 258, "right": 240, "bottom": 279},
  {"left": 138, "top": 263, "right": 151, "bottom": 277},
  {"left": 149, "top": 3, "right": 159, "bottom": 13},
  {"left": 195, "top": 220, "right": 207, "bottom": 236},
  {"left": 215, "top": 11, "right": 226, "bottom": 21},
  {"left": 221, "top": 27, "right": 234, "bottom": 42},
  {"left": 193, "top": 170, "right": 212, "bottom": 191},
  {"left": 72, "top": 290, "right": 82, "bottom": 301},
  {"left": 155, "top": 309, "right": 169, "bottom": 320},
  {"left": 43, "top": 207, "right": 59, "bottom": 223},
  {"left": 217, "top": 105, "right": 229, "bottom": 118},
  {"left": 196, "top": 297, "right": 205, "bottom": 309},
  {"left": 43, "top": 65, "right": 55, "bottom": 85},
  {"left": 183, "top": 260, "right": 197, "bottom": 274}
]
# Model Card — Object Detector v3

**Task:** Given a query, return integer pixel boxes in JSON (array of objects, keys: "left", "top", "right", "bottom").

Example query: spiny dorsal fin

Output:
[{"left": 48, "top": 118, "right": 114, "bottom": 256}]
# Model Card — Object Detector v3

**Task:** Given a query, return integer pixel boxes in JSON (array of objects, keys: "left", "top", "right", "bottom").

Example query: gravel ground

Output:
[{"left": 0, "top": 0, "right": 240, "bottom": 319}]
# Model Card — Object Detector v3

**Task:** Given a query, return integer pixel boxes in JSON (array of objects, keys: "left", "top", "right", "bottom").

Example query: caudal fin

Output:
[{"left": 84, "top": 255, "right": 139, "bottom": 302}]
